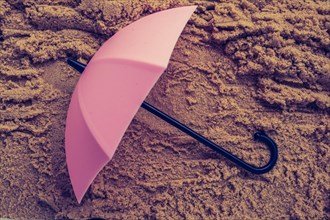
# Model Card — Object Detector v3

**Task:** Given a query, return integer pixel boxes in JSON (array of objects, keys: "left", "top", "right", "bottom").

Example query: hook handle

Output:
[
  {"left": 141, "top": 102, "right": 278, "bottom": 174},
  {"left": 67, "top": 58, "right": 278, "bottom": 174}
]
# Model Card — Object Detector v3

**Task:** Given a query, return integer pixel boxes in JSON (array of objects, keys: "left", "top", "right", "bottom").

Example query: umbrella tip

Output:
[{"left": 67, "top": 58, "right": 86, "bottom": 74}]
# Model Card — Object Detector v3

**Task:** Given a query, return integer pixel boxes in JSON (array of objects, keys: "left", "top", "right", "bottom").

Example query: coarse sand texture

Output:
[{"left": 0, "top": 0, "right": 329, "bottom": 219}]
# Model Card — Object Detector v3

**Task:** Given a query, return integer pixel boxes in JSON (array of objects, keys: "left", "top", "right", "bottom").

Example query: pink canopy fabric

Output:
[{"left": 65, "top": 6, "right": 197, "bottom": 203}]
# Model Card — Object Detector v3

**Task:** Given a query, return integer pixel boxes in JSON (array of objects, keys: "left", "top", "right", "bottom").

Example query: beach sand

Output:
[{"left": 0, "top": 0, "right": 329, "bottom": 219}]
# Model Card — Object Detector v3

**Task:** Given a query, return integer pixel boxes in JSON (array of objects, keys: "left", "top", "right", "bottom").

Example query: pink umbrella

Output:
[{"left": 65, "top": 6, "right": 278, "bottom": 203}]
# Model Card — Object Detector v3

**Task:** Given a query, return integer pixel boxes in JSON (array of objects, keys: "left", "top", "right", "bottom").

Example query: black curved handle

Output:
[
  {"left": 67, "top": 58, "right": 278, "bottom": 174},
  {"left": 141, "top": 102, "right": 278, "bottom": 174}
]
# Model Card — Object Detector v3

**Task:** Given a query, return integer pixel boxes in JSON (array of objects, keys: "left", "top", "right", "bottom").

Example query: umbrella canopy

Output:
[{"left": 65, "top": 6, "right": 197, "bottom": 203}]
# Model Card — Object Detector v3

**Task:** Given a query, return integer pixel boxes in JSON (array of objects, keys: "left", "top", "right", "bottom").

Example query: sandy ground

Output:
[{"left": 0, "top": 0, "right": 329, "bottom": 219}]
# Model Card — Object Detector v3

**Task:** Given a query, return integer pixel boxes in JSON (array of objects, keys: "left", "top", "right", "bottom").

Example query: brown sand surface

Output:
[{"left": 0, "top": 0, "right": 329, "bottom": 219}]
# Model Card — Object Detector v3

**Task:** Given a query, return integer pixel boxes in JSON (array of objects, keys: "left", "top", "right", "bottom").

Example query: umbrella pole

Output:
[{"left": 67, "top": 59, "right": 278, "bottom": 174}]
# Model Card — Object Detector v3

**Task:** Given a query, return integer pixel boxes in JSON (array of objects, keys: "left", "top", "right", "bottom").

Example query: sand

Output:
[{"left": 0, "top": 0, "right": 329, "bottom": 219}]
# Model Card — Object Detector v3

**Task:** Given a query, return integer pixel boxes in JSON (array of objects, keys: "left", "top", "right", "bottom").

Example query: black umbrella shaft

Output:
[
  {"left": 67, "top": 58, "right": 278, "bottom": 174},
  {"left": 141, "top": 102, "right": 277, "bottom": 174}
]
